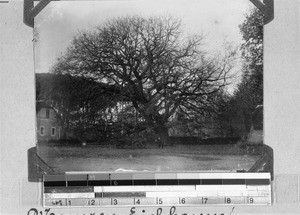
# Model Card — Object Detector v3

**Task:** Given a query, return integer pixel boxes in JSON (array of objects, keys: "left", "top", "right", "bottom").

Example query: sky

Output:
[{"left": 34, "top": 0, "right": 254, "bottom": 91}]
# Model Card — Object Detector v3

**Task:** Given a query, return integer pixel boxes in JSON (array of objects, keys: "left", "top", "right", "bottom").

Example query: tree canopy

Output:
[
  {"left": 239, "top": 7, "right": 263, "bottom": 103},
  {"left": 52, "top": 16, "right": 236, "bottom": 144},
  {"left": 215, "top": 7, "right": 264, "bottom": 137}
]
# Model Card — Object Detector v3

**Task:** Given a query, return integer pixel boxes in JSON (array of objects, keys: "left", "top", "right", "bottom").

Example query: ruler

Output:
[{"left": 43, "top": 172, "right": 271, "bottom": 207}]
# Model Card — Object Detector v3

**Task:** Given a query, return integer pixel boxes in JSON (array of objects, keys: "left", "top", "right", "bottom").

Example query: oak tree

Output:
[{"left": 52, "top": 16, "right": 235, "bottom": 145}]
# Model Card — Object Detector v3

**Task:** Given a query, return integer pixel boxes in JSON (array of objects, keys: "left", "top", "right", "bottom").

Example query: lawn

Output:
[{"left": 37, "top": 144, "right": 260, "bottom": 173}]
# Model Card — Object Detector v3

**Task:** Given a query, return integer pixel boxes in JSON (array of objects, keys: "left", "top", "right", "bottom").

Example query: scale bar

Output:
[{"left": 43, "top": 172, "right": 272, "bottom": 206}]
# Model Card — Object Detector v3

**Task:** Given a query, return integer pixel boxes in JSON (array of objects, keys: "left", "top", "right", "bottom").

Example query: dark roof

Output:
[{"left": 36, "top": 101, "right": 53, "bottom": 113}]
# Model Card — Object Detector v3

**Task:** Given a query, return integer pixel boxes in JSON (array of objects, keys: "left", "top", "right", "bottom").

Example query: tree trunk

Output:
[{"left": 155, "top": 125, "right": 171, "bottom": 149}]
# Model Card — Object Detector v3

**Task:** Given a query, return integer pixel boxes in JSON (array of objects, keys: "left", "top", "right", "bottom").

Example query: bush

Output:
[
  {"left": 169, "top": 136, "right": 241, "bottom": 145},
  {"left": 46, "top": 138, "right": 81, "bottom": 146}
]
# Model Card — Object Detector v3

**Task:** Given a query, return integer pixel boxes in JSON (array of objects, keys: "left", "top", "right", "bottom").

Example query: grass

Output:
[
  {"left": 36, "top": 143, "right": 261, "bottom": 172},
  {"left": 37, "top": 143, "right": 251, "bottom": 158}
]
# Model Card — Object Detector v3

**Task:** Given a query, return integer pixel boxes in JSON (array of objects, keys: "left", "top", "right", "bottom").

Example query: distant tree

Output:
[
  {"left": 52, "top": 16, "right": 236, "bottom": 146},
  {"left": 239, "top": 7, "right": 263, "bottom": 104},
  {"left": 239, "top": 7, "right": 263, "bottom": 80},
  {"left": 237, "top": 7, "right": 264, "bottom": 133},
  {"left": 215, "top": 7, "right": 264, "bottom": 137}
]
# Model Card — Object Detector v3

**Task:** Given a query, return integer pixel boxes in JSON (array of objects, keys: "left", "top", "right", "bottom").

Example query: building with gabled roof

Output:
[{"left": 36, "top": 101, "right": 62, "bottom": 142}]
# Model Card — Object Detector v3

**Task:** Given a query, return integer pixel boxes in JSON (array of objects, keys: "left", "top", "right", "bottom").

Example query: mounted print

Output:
[{"left": 30, "top": 0, "right": 272, "bottom": 177}]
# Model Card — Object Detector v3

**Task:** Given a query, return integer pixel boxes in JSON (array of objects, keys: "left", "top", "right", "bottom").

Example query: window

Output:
[
  {"left": 51, "top": 127, "right": 56, "bottom": 136},
  {"left": 46, "top": 109, "right": 50, "bottom": 118},
  {"left": 40, "top": 126, "right": 45, "bottom": 136}
]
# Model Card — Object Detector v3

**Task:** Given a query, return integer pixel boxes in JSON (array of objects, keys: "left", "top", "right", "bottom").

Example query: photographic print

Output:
[{"left": 32, "top": 0, "right": 271, "bottom": 175}]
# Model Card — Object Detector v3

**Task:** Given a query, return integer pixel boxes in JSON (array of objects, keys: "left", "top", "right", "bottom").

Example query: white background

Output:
[{"left": 1, "top": 0, "right": 300, "bottom": 214}]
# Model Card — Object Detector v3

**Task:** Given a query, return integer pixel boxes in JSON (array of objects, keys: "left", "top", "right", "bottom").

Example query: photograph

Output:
[
  {"left": 32, "top": 0, "right": 271, "bottom": 174},
  {"left": 1, "top": 0, "right": 300, "bottom": 214}
]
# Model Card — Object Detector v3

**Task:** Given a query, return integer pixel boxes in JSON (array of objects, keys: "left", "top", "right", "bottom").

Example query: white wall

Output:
[
  {"left": 264, "top": 0, "right": 300, "bottom": 206},
  {"left": 1, "top": 2, "right": 40, "bottom": 214},
  {"left": 264, "top": 0, "right": 300, "bottom": 175}
]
